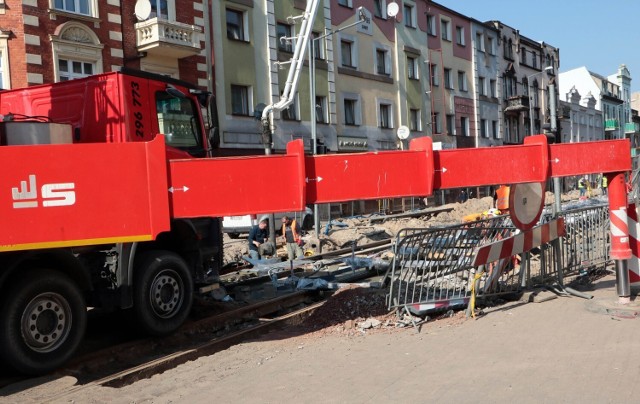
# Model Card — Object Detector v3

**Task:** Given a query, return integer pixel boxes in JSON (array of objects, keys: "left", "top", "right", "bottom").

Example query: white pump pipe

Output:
[{"left": 261, "top": 0, "right": 320, "bottom": 134}]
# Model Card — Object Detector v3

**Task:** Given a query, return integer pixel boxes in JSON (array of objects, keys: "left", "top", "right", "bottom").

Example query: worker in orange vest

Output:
[
  {"left": 281, "top": 216, "right": 304, "bottom": 260},
  {"left": 493, "top": 185, "right": 510, "bottom": 214}
]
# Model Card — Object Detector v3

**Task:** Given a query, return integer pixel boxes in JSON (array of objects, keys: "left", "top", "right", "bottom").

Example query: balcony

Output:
[
  {"left": 625, "top": 122, "right": 637, "bottom": 133},
  {"left": 604, "top": 119, "right": 619, "bottom": 131},
  {"left": 503, "top": 95, "right": 529, "bottom": 115},
  {"left": 135, "top": 18, "right": 202, "bottom": 59}
]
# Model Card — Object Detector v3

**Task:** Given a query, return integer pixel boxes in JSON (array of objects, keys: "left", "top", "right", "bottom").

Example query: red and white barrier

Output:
[
  {"left": 472, "top": 218, "right": 566, "bottom": 267},
  {"left": 626, "top": 204, "right": 640, "bottom": 286}
]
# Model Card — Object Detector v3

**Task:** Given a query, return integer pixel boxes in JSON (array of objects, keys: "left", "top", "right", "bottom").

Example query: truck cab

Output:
[{"left": 0, "top": 67, "right": 218, "bottom": 158}]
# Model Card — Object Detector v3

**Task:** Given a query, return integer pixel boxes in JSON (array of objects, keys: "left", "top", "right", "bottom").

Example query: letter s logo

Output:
[{"left": 42, "top": 183, "right": 76, "bottom": 207}]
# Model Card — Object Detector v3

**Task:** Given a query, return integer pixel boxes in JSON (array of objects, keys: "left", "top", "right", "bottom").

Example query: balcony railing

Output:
[
  {"left": 604, "top": 119, "right": 619, "bottom": 131},
  {"left": 503, "top": 95, "right": 529, "bottom": 114},
  {"left": 136, "top": 17, "right": 202, "bottom": 59}
]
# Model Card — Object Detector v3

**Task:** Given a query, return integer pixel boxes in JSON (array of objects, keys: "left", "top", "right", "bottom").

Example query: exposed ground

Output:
[
  {"left": 223, "top": 188, "right": 591, "bottom": 266},
  {"left": 4, "top": 274, "right": 640, "bottom": 403}
]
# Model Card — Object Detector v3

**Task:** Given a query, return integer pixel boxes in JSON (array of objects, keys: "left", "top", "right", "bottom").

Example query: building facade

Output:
[{"left": 0, "top": 0, "right": 206, "bottom": 90}]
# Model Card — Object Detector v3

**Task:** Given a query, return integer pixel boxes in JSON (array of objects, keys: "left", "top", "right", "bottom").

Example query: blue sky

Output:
[{"left": 435, "top": 0, "right": 640, "bottom": 92}]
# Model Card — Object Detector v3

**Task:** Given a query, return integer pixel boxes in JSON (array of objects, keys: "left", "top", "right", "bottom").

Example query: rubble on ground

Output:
[{"left": 222, "top": 189, "right": 593, "bottom": 266}]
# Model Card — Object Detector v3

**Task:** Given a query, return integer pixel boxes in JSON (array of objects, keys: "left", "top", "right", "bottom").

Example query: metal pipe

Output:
[
  {"left": 563, "top": 287, "right": 594, "bottom": 300},
  {"left": 616, "top": 260, "right": 631, "bottom": 304}
]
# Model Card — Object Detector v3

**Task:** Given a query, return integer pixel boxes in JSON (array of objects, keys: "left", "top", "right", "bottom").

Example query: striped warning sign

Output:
[
  {"left": 626, "top": 204, "right": 640, "bottom": 286},
  {"left": 472, "top": 218, "right": 566, "bottom": 267}
]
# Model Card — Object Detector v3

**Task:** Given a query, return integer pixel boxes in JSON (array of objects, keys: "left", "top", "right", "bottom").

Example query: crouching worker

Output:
[
  {"left": 281, "top": 216, "right": 304, "bottom": 260},
  {"left": 248, "top": 219, "right": 275, "bottom": 260}
]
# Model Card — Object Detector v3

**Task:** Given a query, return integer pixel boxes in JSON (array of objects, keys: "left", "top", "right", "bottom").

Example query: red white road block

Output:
[
  {"left": 626, "top": 204, "right": 640, "bottom": 286},
  {"left": 472, "top": 218, "right": 566, "bottom": 267}
]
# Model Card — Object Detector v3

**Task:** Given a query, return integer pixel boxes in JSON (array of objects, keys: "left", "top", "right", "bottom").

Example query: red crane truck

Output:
[
  {"left": 0, "top": 68, "right": 224, "bottom": 374},
  {"left": 0, "top": 68, "right": 633, "bottom": 376}
]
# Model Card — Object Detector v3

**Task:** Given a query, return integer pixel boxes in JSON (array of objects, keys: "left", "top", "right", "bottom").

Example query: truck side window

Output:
[{"left": 155, "top": 92, "right": 202, "bottom": 150}]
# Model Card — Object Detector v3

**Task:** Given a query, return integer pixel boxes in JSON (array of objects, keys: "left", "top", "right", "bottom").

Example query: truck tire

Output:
[
  {"left": 0, "top": 269, "right": 87, "bottom": 375},
  {"left": 133, "top": 251, "right": 193, "bottom": 336},
  {"left": 228, "top": 232, "right": 240, "bottom": 239}
]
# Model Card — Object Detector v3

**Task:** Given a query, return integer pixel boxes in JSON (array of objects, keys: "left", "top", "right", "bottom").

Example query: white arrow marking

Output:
[
  {"left": 169, "top": 186, "right": 190, "bottom": 193},
  {"left": 305, "top": 176, "right": 324, "bottom": 183},
  {"left": 435, "top": 167, "right": 448, "bottom": 173}
]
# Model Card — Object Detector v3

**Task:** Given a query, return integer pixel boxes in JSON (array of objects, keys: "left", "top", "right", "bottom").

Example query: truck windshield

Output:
[{"left": 155, "top": 92, "right": 202, "bottom": 150}]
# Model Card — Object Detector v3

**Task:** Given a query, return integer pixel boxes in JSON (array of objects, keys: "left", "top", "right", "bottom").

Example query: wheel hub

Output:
[
  {"left": 21, "top": 293, "right": 72, "bottom": 353},
  {"left": 150, "top": 270, "right": 182, "bottom": 318}
]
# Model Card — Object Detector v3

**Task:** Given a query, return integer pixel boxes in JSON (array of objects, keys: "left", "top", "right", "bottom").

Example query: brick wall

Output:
[{"left": 5, "top": 0, "right": 27, "bottom": 88}]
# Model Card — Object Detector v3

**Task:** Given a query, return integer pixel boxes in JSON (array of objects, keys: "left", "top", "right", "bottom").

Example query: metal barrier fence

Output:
[
  {"left": 386, "top": 215, "right": 518, "bottom": 316},
  {"left": 387, "top": 202, "right": 611, "bottom": 317}
]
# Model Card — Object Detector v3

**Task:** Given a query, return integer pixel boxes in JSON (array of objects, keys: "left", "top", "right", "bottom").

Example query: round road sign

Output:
[{"left": 509, "top": 182, "right": 546, "bottom": 231}]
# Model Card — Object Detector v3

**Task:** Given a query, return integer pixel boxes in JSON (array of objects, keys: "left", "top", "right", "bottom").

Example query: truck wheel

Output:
[
  {"left": 133, "top": 251, "right": 193, "bottom": 336},
  {"left": 228, "top": 232, "right": 240, "bottom": 239},
  {"left": 0, "top": 269, "right": 86, "bottom": 375}
]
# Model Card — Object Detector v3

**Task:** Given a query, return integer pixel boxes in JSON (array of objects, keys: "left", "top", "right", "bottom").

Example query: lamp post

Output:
[
  {"left": 308, "top": 8, "right": 367, "bottom": 248},
  {"left": 528, "top": 66, "right": 553, "bottom": 135}
]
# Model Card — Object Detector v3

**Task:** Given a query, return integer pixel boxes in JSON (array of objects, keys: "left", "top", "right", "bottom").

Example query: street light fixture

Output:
[{"left": 528, "top": 66, "right": 554, "bottom": 135}]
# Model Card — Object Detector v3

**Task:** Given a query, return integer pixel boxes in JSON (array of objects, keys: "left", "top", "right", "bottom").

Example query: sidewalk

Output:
[{"left": 4, "top": 274, "right": 640, "bottom": 403}]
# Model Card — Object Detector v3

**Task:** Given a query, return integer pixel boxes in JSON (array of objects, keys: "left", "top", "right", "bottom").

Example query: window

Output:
[
  {"left": 376, "top": 49, "right": 389, "bottom": 75},
  {"left": 341, "top": 40, "right": 355, "bottom": 68},
  {"left": 532, "top": 52, "right": 538, "bottom": 68},
  {"left": 156, "top": 91, "right": 202, "bottom": 150},
  {"left": 476, "top": 32, "right": 485, "bottom": 52},
  {"left": 456, "top": 26, "right": 465, "bottom": 46},
  {"left": 311, "top": 32, "right": 325, "bottom": 60},
  {"left": 344, "top": 99, "right": 357, "bottom": 125},
  {"left": 281, "top": 94, "right": 298, "bottom": 121},
  {"left": 480, "top": 119, "right": 488, "bottom": 138},
  {"left": 337, "top": 0, "right": 352, "bottom": 7},
  {"left": 54, "top": 0, "right": 91, "bottom": 15},
  {"left": 490, "top": 79, "right": 497, "bottom": 97},
  {"left": 460, "top": 117, "right": 469, "bottom": 136},
  {"left": 504, "top": 38, "right": 513, "bottom": 60},
  {"left": 488, "top": 37, "right": 496, "bottom": 55},
  {"left": 446, "top": 114, "right": 455, "bottom": 135},
  {"left": 373, "top": 0, "right": 386, "bottom": 18},
  {"left": 316, "top": 96, "right": 327, "bottom": 123},
  {"left": 226, "top": 9, "right": 247, "bottom": 41},
  {"left": 520, "top": 47, "right": 526, "bottom": 64},
  {"left": 403, "top": 4, "right": 415, "bottom": 28},
  {"left": 479, "top": 77, "right": 486, "bottom": 96},
  {"left": 150, "top": 0, "right": 169, "bottom": 19},
  {"left": 430, "top": 64, "right": 439, "bottom": 86},
  {"left": 277, "top": 23, "right": 293, "bottom": 53},
  {"left": 427, "top": 14, "right": 436, "bottom": 36},
  {"left": 492, "top": 120, "right": 499, "bottom": 138},
  {"left": 444, "top": 68, "right": 453, "bottom": 89},
  {"left": 58, "top": 58, "right": 94, "bottom": 81},
  {"left": 433, "top": 112, "right": 441, "bottom": 133},
  {"left": 410, "top": 109, "right": 420, "bottom": 131},
  {"left": 458, "top": 71, "right": 467, "bottom": 91},
  {"left": 522, "top": 77, "right": 529, "bottom": 96},
  {"left": 231, "top": 85, "right": 250, "bottom": 116},
  {"left": 441, "top": 19, "right": 451, "bottom": 41},
  {"left": 52, "top": 22, "right": 103, "bottom": 83},
  {"left": 504, "top": 75, "right": 516, "bottom": 99},
  {"left": 379, "top": 103, "right": 392, "bottom": 128},
  {"left": 407, "top": 56, "right": 418, "bottom": 79}
]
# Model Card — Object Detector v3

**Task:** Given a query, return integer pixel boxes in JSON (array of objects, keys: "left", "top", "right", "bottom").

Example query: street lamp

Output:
[
  {"left": 528, "top": 66, "right": 554, "bottom": 135},
  {"left": 308, "top": 8, "right": 367, "bottom": 246}
]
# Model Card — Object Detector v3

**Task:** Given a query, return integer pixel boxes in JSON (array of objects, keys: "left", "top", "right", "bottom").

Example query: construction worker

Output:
[
  {"left": 578, "top": 177, "right": 586, "bottom": 197},
  {"left": 601, "top": 175, "right": 608, "bottom": 196},
  {"left": 247, "top": 219, "right": 274, "bottom": 260},
  {"left": 493, "top": 185, "right": 510, "bottom": 214},
  {"left": 281, "top": 216, "right": 303, "bottom": 260}
]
